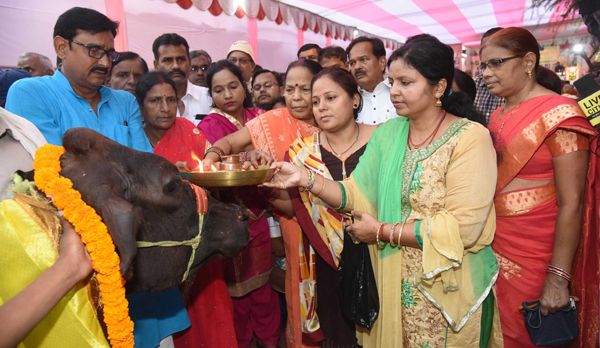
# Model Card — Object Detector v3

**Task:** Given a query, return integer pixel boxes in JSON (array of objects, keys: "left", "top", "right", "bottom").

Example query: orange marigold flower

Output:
[{"left": 34, "top": 144, "right": 134, "bottom": 348}]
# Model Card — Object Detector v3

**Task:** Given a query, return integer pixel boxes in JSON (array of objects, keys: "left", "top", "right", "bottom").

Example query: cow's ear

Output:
[
  {"left": 62, "top": 128, "right": 100, "bottom": 156},
  {"left": 95, "top": 194, "right": 142, "bottom": 280}
]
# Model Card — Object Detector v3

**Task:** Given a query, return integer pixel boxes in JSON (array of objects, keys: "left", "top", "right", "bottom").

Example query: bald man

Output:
[{"left": 17, "top": 52, "right": 54, "bottom": 77}]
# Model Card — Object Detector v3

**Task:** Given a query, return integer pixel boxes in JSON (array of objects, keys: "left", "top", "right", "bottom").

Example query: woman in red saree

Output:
[
  {"left": 198, "top": 60, "right": 280, "bottom": 348},
  {"left": 481, "top": 28, "right": 599, "bottom": 348},
  {"left": 202, "top": 60, "right": 325, "bottom": 348},
  {"left": 136, "top": 71, "right": 238, "bottom": 348}
]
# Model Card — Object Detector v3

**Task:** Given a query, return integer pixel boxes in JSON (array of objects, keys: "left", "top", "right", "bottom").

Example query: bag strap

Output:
[{"left": 522, "top": 300, "right": 543, "bottom": 329}]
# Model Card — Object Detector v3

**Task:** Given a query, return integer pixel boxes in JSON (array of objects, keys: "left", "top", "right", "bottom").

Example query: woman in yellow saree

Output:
[{"left": 264, "top": 34, "right": 503, "bottom": 348}]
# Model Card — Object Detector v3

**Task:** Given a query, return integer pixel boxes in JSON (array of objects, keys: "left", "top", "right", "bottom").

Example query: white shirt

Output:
[
  {"left": 356, "top": 80, "right": 399, "bottom": 125},
  {"left": 177, "top": 81, "right": 213, "bottom": 126}
]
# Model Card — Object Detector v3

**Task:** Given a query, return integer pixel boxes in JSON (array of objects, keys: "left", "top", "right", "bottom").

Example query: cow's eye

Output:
[{"left": 163, "top": 177, "right": 180, "bottom": 196}]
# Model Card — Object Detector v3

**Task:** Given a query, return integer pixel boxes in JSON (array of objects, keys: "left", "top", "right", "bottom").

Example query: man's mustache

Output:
[
  {"left": 91, "top": 66, "right": 108, "bottom": 74},
  {"left": 169, "top": 69, "right": 185, "bottom": 76}
]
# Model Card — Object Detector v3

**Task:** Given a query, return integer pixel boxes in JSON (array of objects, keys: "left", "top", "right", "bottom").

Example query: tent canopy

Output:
[
  {"left": 0, "top": 0, "right": 592, "bottom": 72},
  {"left": 169, "top": 0, "right": 590, "bottom": 48}
]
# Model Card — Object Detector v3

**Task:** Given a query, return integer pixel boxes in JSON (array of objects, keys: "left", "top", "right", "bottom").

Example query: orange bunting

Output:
[{"left": 33, "top": 144, "right": 135, "bottom": 348}]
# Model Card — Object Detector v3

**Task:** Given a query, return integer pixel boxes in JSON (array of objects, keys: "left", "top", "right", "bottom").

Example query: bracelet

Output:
[
  {"left": 396, "top": 223, "right": 405, "bottom": 248},
  {"left": 376, "top": 222, "right": 388, "bottom": 249},
  {"left": 265, "top": 189, "right": 281, "bottom": 202},
  {"left": 206, "top": 146, "right": 225, "bottom": 157},
  {"left": 260, "top": 187, "right": 281, "bottom": 202},
  {"left": 315, "top": 176, "right": 326, "bottom": 198},
  {"left": 389, "top": 223, "right": 400, "bottom": 247},
  {"left": 239, "top": 151, "right": 249, "bottom": 162},
  {"left": 547, "top": 265, "right": 572, "bottom": 282},
  {"left": 336, "top": 182, "right": 347, "bottom": 209},
  {"left": 299, "top": 168, "right": 313, "bottom": 192}
]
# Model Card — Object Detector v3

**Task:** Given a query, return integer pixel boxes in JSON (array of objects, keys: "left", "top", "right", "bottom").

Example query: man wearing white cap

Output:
[{"left": 227, "top": 41, "right": 256, "bottom": 86}]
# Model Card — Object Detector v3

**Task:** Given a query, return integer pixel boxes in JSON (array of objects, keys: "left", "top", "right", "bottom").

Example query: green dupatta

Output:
[{"left": 352, "top": 117, "right": 409, "bottom": 259}]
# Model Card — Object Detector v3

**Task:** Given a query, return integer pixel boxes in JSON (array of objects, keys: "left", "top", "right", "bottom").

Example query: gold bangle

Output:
[
  {"left": 315, "top": 176, "right": 326, "bottom": 198},
  {"left": 206, "top": 146, "right": 225, "bottom": 157},
  {"left": 396, "top": 223, "right": 405, "bottom": 248}
]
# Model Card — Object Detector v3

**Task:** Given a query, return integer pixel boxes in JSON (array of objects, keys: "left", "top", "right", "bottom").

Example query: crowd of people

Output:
[{"left": 1, "top": 5, "right": 600, "bottom": 348}]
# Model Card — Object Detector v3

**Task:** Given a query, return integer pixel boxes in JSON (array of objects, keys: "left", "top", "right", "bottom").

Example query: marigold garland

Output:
[{"left": 34, "top": 144, "right": 135, "bottom": 348}]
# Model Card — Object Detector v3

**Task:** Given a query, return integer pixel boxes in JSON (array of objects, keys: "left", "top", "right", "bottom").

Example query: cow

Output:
[{"left": 55, "top": 127, "right": 249, "bottom": 293}]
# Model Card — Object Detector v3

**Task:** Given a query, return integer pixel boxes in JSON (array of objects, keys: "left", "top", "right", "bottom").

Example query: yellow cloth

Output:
[
  {"left": 0, "top": 198, "right": 109, "bottom": 348},
  {"left": 342, "top": 121, "right": 504, "bottom": 347}
]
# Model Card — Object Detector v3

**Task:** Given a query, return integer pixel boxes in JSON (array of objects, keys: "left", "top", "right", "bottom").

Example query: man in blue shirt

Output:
[
  {"left": 5, "top": 8, "right": 151, "bottom": 153},
  {"left": 5, "top": 7, "right": 189, "bottom": 348}
]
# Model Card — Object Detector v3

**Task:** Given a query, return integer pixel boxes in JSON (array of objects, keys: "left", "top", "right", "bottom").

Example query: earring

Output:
[
  {"left": 527, "top": 70, "right": 532, "bottom": 79},
  {"left": 435, "top": 93, "right": 442, "bottom": 107},
  {"left": 353, "top": 104, "right": 358, "bottom": 108}
]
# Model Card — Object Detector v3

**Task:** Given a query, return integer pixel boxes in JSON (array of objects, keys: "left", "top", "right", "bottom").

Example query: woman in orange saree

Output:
[
  {"left": 481, "top": 28, "right": 599, "bottom": 348},
  {"left": 136, "top": 71, "right": 238, "bottom": 348},
  {"left": 202, "top": 60, "right": 324, "bottom": 347}
]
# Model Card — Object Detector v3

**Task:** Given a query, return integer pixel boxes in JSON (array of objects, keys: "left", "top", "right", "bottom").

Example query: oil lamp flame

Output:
[
  {"left": 190, "top": 152, "right": 203, "bottom": 172},
  {"left": 211, "top": 164, "right": 218, "bottom": 172}
]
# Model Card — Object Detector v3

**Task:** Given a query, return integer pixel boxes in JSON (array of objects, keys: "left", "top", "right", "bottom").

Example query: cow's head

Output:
[{"left": 58, "top": 128, "right": 249, "bottom": 293}]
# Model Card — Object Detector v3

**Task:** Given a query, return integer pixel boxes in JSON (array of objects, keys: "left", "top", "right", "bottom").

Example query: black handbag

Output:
[
  {"left": 337, "top": 231, "right": 380, "bottom": 330},
  {"left": 521, "top": 297, "right": 579, "bottom": 346}
]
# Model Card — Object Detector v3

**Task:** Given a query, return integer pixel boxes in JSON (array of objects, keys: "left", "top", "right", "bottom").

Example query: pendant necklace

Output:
[{"left": 325, "top": 123, "right": 360, "bottom": 159}]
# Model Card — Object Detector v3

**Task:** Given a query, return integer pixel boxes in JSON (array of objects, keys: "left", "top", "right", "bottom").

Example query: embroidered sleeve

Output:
[{"left": 546, "top": 129, "right": 589, "bottom": 157}]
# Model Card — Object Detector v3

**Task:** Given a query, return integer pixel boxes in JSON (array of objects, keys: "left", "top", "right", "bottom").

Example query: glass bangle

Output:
[{"left": 336, "top": 182, "right": 347, "bottom": 209}]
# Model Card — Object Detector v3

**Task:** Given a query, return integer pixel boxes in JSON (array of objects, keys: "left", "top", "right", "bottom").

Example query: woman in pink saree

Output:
[{"left": 197, "top": 60, "right": 280, "bottom": 348}]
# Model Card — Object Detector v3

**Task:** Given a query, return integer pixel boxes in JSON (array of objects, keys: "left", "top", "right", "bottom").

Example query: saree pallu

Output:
[
  {"left": 152, "top": 117, "right": 237, "bottom": 348},
  {"left": 489, "top": 95, "right": 599, "bottom": 348},
  {"left": 198, "top": 107, "right": 273, "bottom": 297},
  {"left": 246, "top": 107, "right": 321, "bottom": 347},
  {"left": 287, "top": 133, "right": 357, "bottom": 347}
]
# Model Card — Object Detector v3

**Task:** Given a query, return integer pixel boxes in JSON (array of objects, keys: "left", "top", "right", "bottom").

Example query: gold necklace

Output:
[
  {"left": 498, "top": 84, "right": 536, "bottom": 133},
  {"left": 325, "top": 123, "right": 360, "bottom": 158}
]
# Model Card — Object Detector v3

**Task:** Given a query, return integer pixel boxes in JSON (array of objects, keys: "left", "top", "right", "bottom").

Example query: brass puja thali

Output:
[{"left": 180, "top": 154, "right": 276, "bottom": 187}]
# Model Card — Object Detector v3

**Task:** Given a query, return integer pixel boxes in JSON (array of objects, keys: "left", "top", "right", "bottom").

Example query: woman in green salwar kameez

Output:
[{"left": 264, "top": 35, "right": 504, "bottom": 348}]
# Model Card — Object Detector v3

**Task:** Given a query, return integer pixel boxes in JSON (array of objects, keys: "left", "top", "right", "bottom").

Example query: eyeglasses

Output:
[
  {"left": 252, "top": 82, "right": 279, "bottom": 91},
  {"left": 478, "top": 55, "right": 524, "bottom": 74},
  {"left": 229, "top": 57, "right": 252, "bottom": 65},
  {"left": 70, "top": 40, "right": 120, "bottom": 62},
  {"left": 191, "top": 65, "right": 209, "bottom": 72}
]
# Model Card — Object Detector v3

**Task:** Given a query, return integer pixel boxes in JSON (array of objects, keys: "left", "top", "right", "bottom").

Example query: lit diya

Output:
[{"left": 180, "top": 154, "right": 276, "bottom": 187}]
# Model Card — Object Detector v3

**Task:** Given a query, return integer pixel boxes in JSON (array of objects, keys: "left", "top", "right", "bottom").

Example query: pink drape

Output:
[
  {"left": 247, "top": 17, "right": 259, "bottom": 64},
  {"left": 104, "top": 0, "right": 128, "bottom": 51},
  {"left": 297, "top": 28, "right": 304, "bottom": 50}
]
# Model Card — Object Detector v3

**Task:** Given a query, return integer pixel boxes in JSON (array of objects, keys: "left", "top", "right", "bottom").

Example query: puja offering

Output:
[{"left": 181, "top": 154, "right": 276, "bottom": 187}]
